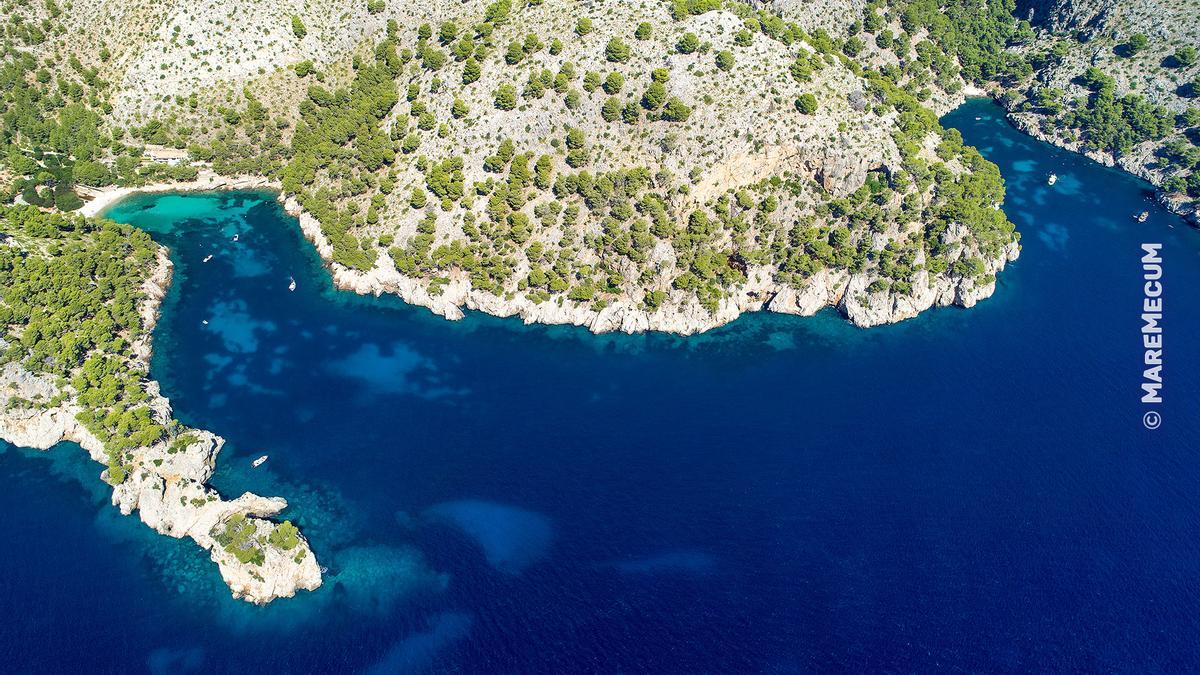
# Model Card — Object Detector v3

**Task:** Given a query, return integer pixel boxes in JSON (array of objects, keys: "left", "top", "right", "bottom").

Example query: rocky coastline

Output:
[
  {"left": 285, "top": 194, "right": 1020, "bottom": 335},
  {"left": 75, "top": 170, "right": 1022, "bottom": 336},
  {"left": 1003, "top": 110, "right": 1198, "bottom": 226},
  {"left": 0, "top": 243, "right": 323, "bottom": 605}
]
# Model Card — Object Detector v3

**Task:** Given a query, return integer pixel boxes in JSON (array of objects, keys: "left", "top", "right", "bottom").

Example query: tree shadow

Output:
[{"left": 1112, "top": 43, "right": 1140, "bottom": 59}]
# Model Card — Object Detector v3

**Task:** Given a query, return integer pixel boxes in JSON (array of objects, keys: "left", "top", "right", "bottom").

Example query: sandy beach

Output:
[{"left": 78, "top": 171, "right": 278, "bottom": 218}]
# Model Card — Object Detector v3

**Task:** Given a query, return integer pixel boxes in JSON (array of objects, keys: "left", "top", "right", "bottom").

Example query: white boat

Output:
[
  {"left": 288, "top": 276, "right": 297, "bottom": 292},
  {"left": 1047, "top": 173, "right": 1058, "bottom": 186},
  {"left": 1137, "top": 211, "right": 1149, "bottom": 223},
  {"left": 252, "top": 455, "right": 268, "bottom": 468},
  {"left": 201, "top": 319, "right": 209, "bottom": 325},
  {"left": 203, "top": 254, "right": 213, "bottom": 263},
  {"left": 232, "top": 233, "right": 239, "bottom": 242}
]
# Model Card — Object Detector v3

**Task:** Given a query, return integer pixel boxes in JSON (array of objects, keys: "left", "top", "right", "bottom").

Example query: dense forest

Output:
[{"left": 0, "top": 205, "right": 165, "bottom": 482}]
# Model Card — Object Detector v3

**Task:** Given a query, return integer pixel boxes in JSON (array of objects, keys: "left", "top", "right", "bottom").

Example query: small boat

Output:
[
  {"left": 203, "top": 254, "right": 213, "bottom": 263},
  {"left": 232, "top": 233, "right": 239, "bottom": 242},
  {"left": 288, "top": 276, "right": 297, "bottom": 292},
  {"left": 1136, "top": 211, "right": 1149, "bottom": 223},
  {"left": 1047, "top": 173, "right": 1058, "bottom": 186},
  {"left": 252, "top": 455, "right": 268, "bottom": 468},
  {"left": 201, "top": 319, "right": 209, "bottom": 325}
]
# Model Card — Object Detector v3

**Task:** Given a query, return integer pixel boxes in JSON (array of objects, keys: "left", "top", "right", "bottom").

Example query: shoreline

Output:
[
  {"left": 84, "top": 172, "right": 1020, "bottom": 336},
  {"left": 1001, "top": 110, "right": 1199, "bottom": 226},
  {"left": 284, "top": 194, "right": 1017, "bottom": 335},
  {"left": 78, "top": 171, "right": 278, "bottom": 218}
]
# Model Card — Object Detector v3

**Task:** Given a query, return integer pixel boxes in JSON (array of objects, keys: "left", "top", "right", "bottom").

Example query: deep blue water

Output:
[{"left": 3, "top": 99, "right": 1199, "bottom": 672}]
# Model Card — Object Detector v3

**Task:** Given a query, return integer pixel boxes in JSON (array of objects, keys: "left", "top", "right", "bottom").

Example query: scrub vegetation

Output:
[
  {"left": 5, "top": 0, "right": 1193, "bottom": 328},
  {"left": 0, "top": 205, "right": 165, "bottom": 480}
]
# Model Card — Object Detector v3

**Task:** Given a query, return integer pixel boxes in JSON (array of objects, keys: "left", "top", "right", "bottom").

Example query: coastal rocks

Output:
[
  {"left": 294, "top": 180, "right": 1019, "bottom": 334},
  {"left": 0, "top": 246, "right": 323, "bottom": 606},
  {"left": 767, "top": 235, "right": 1020, "bottom": 328},
  {"left": 132, "top": 249, "right": 173, "bottom": 366},
  {"left": 768, "top": 268, "right": 849, "bottom": 318},
  {"left": 1158, "top": 191, "right": 1198, "bottom": 224},
  {"left": 0, "top": 361, "right": 323, "bottom": 604},
  {"left": 0, "top": 364, "right": 102, "bottom": 453}
]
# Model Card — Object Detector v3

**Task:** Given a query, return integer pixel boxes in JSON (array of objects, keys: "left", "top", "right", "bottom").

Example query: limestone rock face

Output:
[
  {"left": 291, "top": 183, "right": 1021, "bottom": 334},
  {"left": 1015, "top": 0, "right": 1111, "bottom": 33},
  {"left": 807, "top": 145, "right": 890, "bottom": 197},
  {"left": 767, "top": 228, "right": 1020, "bottom": 328}
]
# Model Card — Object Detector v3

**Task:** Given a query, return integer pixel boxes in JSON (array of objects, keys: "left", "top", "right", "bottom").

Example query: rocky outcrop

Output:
[
  {"left": 1014, "top": 0, "right": 1111, "bottom": 33},
  {"left": 769, "top": 230, "right": 1020, "bottom": 327},
  {"left": 0, "top": 251, "right": 322, "bottom": 605}
]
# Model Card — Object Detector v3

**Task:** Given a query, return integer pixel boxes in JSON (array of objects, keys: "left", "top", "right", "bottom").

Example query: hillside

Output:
[
  {"left": 4, "top": 1, "right": 1039, "bottom": 333},
  {"left": 1006, "top": 0, "right": 1200, "bottom": 218}
]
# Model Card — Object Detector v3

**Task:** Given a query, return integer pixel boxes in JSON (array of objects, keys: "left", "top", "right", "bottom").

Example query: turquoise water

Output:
[{"left": 2, "top": 99, "right": 1199, "bottom": 671}]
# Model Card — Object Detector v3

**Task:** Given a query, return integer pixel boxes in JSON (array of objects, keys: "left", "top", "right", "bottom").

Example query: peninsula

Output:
[
  {"left": 0, "top": 206, "right": 321, "bottom": 603},
  {"left": 2, "top": 0, "right": 1198, "bottom": 606}
]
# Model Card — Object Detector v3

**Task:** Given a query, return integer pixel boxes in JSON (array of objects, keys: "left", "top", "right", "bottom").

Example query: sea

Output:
[{"left": 1, "top": 99, "right": 1197, "bottom": 672}]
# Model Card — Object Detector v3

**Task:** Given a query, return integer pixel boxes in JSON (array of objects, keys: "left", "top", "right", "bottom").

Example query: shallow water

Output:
[{"left": 3, "top": 100, "right": 1199, "bottom": 671}]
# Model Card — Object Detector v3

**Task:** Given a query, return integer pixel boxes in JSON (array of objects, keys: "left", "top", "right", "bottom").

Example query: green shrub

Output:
[
  {"left": 494, "top": 84, "right": 518, "bottom": 110},
  {"left": 603, "top": 72, "right": 625, "bottom": 95},
  {"left": 463, "top": 58, "right": 482, "bottom": 84},
  {"left": 268, "top": 521, "right": 301, "bottom": 550},
  {"left": 606, "top": 38, "right": 631, "bottom": 63},
  {"left": 662, "top": 97, "right": 691, "bottom": 122},
  {"left": 676, "top": 32, "right": 699, "bottom": 54}
]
